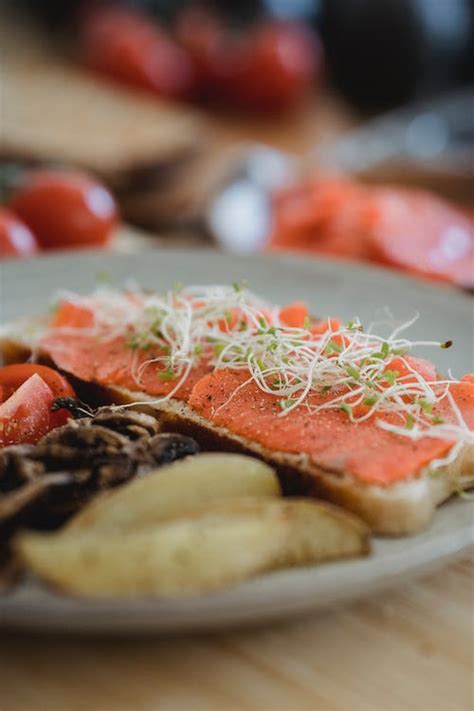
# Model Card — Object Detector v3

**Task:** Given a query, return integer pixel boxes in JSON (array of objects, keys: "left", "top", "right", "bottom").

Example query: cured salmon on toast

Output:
[{"left": 1, "top": 284, "right": 472, "bottom": 534}]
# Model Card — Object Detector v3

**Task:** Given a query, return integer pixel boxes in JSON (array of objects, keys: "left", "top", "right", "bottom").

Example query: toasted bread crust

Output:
[
  {"left": 107, "top": 387, "right": 473, "bottom": 535},
  {"left": 1, "top": 334, "right": 471, "bottom": 535}
]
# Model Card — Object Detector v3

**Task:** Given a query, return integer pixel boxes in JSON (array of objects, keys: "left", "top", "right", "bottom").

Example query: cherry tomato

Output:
[
  {"left": 0, "top": 374, "right": 55, "bottom": 446},
  {"left": 221, "top": 21, "right": 322, "bottom": 112},
  {"left": 0, "top": 206, "right": 39, "bottom": 259},
  {"left": 175, "top": 4, "right": 227, "bottom": 97},
  {"left": 79, "top": 5, "right": 195, "bottom": 99},
  {"left": 0, "top": 363, "right": 76, "bottom": 429},
  {"left": 0, "top": 363, "right": 75, "bottom": 402},
  {"left": 9, "top": 169, "right": 118, "bottom": 250}
]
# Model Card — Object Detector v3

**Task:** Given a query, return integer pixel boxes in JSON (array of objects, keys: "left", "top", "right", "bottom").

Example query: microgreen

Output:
[
  {"left": 158, "top": 367, "right": 177, "bottom": 382},
  {"left": 383, "top": 369, "right": 399, "bottom": 386},
  {"left": 417, "top": 398, "right": 433, "bottom": 414},
  {"left": 405, "top": 413, "right": 415, "bottom": 430},
  {"left": 49, "top": 281, "right": 472, "bottom": 478}
]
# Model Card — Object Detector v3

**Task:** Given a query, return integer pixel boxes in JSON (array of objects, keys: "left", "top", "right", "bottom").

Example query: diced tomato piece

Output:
[
  {"left": 0, "top": 374, "right": 55, "bottom": 446},
  {"left": 52, "top": 301, "right": 95, "bottom": 329},
  {"left": 279, "top": 302, "right": 309, "bottom": 328},
  {"left": 217, "top": 308, "right": 241, "bottom": 332},
  {"left": 311, "top": 317, "right": 342, "bottom": 335}
]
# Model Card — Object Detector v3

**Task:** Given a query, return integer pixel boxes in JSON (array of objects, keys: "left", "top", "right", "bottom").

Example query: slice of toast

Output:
[
  {"left": 1, "top": 329, "right": 472, "bottom": 536},
  {"left": 1, "top": 55, "right": 204, "bottom": 190},
  {"left": 91, "top": 386, "right": 474, "bottom": 536}
]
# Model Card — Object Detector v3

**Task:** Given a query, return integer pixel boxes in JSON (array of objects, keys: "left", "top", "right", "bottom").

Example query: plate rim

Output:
[{"left": 1, "top": 248, "right": 473, "bottom": 635}]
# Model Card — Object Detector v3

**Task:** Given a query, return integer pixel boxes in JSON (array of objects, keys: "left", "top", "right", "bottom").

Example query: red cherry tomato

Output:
[
  {"left": 175, "top": 4, "right": 227, "bottom": 97},
  {"left": 79, "top": 5, "right": 195, "bottom": 99},
  {"left": 222, "top": 21, "right": 322, "bottom": 112},
  {"left": 9, "top": 169, "right": 118, "bottom": 250},
  {"left": 0, "top": 363, "right": 75, "bottom": 401},
  {"left": 0, "top": 374, "right": 55, "bottom": 446},
  {"left": 0, "top": 363, "right": 76, "bottom": 429},
  {"left": 0, "top": 206, "right": 39, "bottom": 259}
]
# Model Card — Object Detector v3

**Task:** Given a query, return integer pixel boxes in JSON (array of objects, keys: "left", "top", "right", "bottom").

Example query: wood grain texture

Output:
[
  {"left": 0, "top": 557, "right": 472, "bottom": 711},
  {"left": 0, "top": 16, "right": 472, "bottom": 711}
]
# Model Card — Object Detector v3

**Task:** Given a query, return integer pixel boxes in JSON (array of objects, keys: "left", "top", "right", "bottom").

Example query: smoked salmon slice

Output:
[
  {"left": 36, "top": 289, "right": 473, "bottom": 490},
  {"left": 188, "top": 369, "right": 474, "bottom": 486},
  {"left": 268, "top": 178, "right": 474, "bottom": 289}
]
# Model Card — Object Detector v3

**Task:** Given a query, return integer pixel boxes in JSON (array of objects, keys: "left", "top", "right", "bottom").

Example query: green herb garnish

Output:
[
  {"left": 383, "top": 369, "right": 400, "bottom": 386},
  {"left": 417, "top": 398, "right": 433, "bottom": 414},
  {"left": 363, "top": 395, "right": 378, "bottom": 408},
  {"left": 325, "top": 340, "right": 343, "bottom": 355},
  {"left": 345, "top": 365, "right": 360, "bottom": 381},
  {"left": 158, "top": 367, "right": 177, "bottom": 382}
]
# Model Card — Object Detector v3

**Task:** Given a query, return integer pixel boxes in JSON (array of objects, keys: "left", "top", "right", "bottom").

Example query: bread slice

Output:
[
  {"left": 0, "top": 55, "right": 204, "bottom": 190},
  {"left": 99, "top": 386, "right": 473, "bottom": 536},
  {"left": 1, "top": 329, "right": 472, "bottom": 536}
]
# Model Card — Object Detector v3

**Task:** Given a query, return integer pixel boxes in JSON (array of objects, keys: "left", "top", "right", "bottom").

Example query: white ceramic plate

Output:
[{"left": 0, "top": 249, "right": 473, "bottom": 635}]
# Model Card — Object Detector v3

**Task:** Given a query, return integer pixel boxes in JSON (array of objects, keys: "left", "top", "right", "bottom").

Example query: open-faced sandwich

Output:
[{"left": 2, "top": 282, "right": 472, "bottom": 538}]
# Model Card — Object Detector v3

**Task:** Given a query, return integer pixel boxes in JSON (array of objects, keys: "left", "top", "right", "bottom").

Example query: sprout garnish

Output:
[{"left": 49, "top": 284, "right": 473, "bottom": 475}]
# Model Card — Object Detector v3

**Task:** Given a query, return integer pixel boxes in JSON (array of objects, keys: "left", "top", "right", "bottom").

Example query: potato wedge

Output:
[
  {"left": 16, "top": 510, "right": 288, "bottom": 598},
  {"left": 67, "top": 453, "right": 280, "bottom": 533},
  {"left": 177, "top": 497, "right": 370, "bottom": 566},
  {"left": 16, "top": 496, "right": 369, "bottom": 598}
]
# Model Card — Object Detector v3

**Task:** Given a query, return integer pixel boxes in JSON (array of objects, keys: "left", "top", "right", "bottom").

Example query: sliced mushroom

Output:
[
  {"left": 0, "top": 403, "right": 200, "bottom": 588},
  {"left": 91, "top": 408, "right": 160, "bottom": 440},
  {"left": 0, "top": 472, "right": 74, "bottom": 535},
  {"left": 148, "top": 433, "right": 200, "bottom": 467}
]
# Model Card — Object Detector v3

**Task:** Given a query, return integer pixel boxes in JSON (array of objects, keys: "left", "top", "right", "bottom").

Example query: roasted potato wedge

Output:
[
  {"left": 16, "top": 510, "right": 288, "bottom": 597},
  {"left": 67, "top": 453, "right": 280, "bottom": 532},
  {"left": 16, "top": 497, "right": 369, "bottom": 597},
  {"left": 281, "top": 498, "right": 370, "bottom": 563},
  {"left": 184, "top": 497, "right": 371, "bottom": 565}
]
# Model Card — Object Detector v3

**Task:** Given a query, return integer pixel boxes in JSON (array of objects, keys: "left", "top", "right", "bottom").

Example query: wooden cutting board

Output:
[{"left": 0, "top": 8, "right": 205, "bottom": 191}]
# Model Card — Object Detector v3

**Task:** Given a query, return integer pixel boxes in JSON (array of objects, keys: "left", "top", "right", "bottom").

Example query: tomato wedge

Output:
[
  {"left": 0, "top": 364, "right": 75, "bottom": 401},
  {"left": 0, "top": 374, "right": 55, "bottom": 446},
  {"left": 0, "top": 364, "right": 76, "bottom": 429}
]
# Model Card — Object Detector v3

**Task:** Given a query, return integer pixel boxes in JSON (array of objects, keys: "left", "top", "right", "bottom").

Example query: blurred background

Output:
[{"left": 0, "top": 0, "right": 473, "bottom": 289}]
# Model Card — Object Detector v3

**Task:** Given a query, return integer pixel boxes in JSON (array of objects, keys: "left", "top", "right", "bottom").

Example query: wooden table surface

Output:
[
  {"left": 0, "top": 557, "right": 472, "bottom": 711},
  {"left": 1, "top": 35, "right": 473, "bottom": 708}
]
